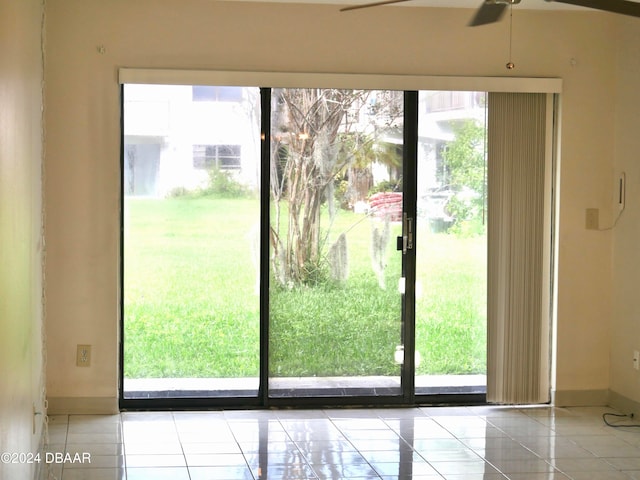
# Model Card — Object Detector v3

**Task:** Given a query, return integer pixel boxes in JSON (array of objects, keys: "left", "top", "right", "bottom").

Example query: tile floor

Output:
[{"left": 40, "top": 405, "right": 640, "bottom": 480}]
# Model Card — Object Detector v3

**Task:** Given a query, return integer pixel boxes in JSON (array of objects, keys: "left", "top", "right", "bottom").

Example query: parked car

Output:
[{"left": 418, "top": 188, "right": 455, "bottom": 232}]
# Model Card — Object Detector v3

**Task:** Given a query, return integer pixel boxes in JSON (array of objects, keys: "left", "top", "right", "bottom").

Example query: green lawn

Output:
[
  {"left": 415, "top": 225, "right": 487, "bottom": 375},
  {"left": 123, "top": 196, "right": 486, "bottom": 379}
]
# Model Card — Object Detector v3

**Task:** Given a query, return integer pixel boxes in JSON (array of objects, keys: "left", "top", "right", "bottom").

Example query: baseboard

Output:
[
  {"left": 551, "top": 389, "right": 609, "bottom": 406},
  {"left": 44, "top": 390, "right": 634, "bottom": 414},
  {"left": 608, "top": 390, "right": 640, "bottom": 417},
  {"left": 47, "top": 396, "right": 119, "bottom": 414}
]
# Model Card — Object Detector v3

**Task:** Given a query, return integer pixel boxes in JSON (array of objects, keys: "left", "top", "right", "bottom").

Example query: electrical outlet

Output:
[
  {"left": 76, "top": 344, "right": 91, "bottom": 367},
  {"left": 585, "top": 208, "right": 599, "bottom": 230},
  {"left": 633, "top": 350, "right": 639, "bottom": 371}
]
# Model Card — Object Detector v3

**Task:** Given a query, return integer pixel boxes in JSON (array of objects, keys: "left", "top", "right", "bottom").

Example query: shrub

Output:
[
  {"left": 166, "top": 186, "right": 191, "bottom": 198},
  {"left": 368, "top": 178, "right": 403, "bottom": 195},
  {"left": 202, "top": 167, "right": 251, "bottom": 198}
]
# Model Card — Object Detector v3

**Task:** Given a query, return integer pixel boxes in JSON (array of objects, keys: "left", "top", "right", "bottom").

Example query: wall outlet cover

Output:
[
  {"left": 585, "top": 208, "right": 599, "bottom": 230},
  {"left": 76, "top": 344, "right": 92, "bottom": 367}
]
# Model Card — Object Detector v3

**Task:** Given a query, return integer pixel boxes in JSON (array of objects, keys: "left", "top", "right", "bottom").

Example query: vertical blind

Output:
[{"left": 487, "top": 92, "right": 552, "bottom": 404}]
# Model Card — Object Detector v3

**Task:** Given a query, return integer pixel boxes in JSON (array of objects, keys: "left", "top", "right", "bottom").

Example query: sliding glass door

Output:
[
  {"left": 120, "top": 82, "right": 541, "bottom": 408},
  {"left": 122, "top": 84, "right": 262, "bottom": 400},
  {"left": 414, "top": 91, "right": 488, "bottom": 396},
  {"left": 267, "top": 88, "right": 405, "bottom": 398}
]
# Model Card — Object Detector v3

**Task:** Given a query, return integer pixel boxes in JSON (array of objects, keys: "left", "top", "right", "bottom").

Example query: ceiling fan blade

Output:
[
  {"left": 340, "top": 0, "right": 412, "bottom": 12},
  {"left": 468, "top": 1, "right": 508, "bottom": 26},
  {"left": 551, "top": 0, "right": 640, "bottom": 18}
]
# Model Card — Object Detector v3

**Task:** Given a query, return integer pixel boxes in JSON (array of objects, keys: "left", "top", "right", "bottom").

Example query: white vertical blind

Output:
[{"left": 487, "top": 92, "right": 552, "bottom": 404}]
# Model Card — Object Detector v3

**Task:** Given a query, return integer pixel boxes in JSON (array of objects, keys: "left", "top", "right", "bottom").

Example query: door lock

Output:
[
  {"left": 405, "top": 214, "right": 413, "bottom": 251},
  {"left": 396, "top": 213, "right": 413, "bottom": 254}
]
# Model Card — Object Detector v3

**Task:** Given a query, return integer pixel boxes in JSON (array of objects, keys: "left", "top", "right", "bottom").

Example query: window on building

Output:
[
  {"left": 193, "top": 144, "right": 242, "bottom": 169},
  {"left": 192, "top": 86, "right": 243, "bottom": 102}
]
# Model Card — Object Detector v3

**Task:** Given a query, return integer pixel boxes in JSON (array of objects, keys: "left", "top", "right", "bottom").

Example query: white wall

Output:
[
  {"left": 45, "top": 0, "right": 620, "bottom": 411},
  {"left": 0, "top": 0, "right": 46, "bottom": 477}
]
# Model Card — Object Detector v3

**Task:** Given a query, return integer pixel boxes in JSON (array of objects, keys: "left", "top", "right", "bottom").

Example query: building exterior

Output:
[{"left": 124, "top": 85, "right": 261, "bottom": 197}]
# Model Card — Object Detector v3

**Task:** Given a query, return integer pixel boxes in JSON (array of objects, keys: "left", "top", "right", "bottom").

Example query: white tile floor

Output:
[{"left": 40, "top": 405, "right": 640, "bottom": 479}]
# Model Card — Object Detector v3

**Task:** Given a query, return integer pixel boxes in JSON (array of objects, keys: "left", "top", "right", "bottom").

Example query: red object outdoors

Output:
[{"left": 368, "top": 192, "right": 403, "bottom": 222}]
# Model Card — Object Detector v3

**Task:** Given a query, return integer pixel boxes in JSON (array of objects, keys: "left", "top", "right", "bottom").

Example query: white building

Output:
[
  {"left": 123, "top": 85, "right": 261, "bottom": 197},
  {"left": 123, "top": 86, "right": 485, "bottom": 207}
]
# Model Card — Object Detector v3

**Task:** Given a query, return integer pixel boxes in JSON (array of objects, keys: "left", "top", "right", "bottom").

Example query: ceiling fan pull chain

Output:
[{"left": 506, "top": 4, "right": 515, "bottom": 70}]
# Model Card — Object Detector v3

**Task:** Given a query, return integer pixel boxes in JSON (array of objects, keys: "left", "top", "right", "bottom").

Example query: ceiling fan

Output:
[{"left": 340, "top": 0, "right": 640, "bottom": 27}]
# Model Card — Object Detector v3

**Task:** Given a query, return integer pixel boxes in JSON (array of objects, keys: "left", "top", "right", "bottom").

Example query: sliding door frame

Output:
[
  {"left": 400, "top": 90, "right": 418, "bottom": 406},
  {"left": 259, "top": 87, "right": 271, "bottom": 407},
  {"left": 265, "top": 88, "right": 416, "bottom": 408}
]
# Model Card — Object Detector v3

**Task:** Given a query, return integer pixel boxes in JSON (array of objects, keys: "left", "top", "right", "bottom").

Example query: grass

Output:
[
  {"left": 123, "top": 195, "right": 486, "bottom": 379},
  {"left": 124, "top": 197, "right": 261, "bottom": 378},
  {"left": 415, "top": 226, "right": 487, "bottom": 375}
]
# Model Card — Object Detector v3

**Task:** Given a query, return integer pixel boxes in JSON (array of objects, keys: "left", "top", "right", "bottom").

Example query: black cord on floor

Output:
[{"left": 603, "top": 412, "right": 640, "bottom": 428}]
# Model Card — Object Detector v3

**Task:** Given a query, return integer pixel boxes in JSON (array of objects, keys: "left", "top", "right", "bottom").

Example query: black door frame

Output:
[{"left": 119, "top": 86, "right": 486, "bottom": 410}]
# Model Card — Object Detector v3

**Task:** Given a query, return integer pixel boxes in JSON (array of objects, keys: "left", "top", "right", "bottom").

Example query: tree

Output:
[
  {"left": 441, "top": 119, "right": 486, "bottom": 233},
  {"left": 334, "top": 132, "right": 402, "bottom": 208},
  {"left": 269, "top": 88, "right": 402, "bottom": 286}
]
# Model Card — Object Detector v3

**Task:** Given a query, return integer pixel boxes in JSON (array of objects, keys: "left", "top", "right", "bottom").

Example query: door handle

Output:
[
  {"left": 405, "top": 214, "right": 413, "bottom": 251},
  {"left": 396, "top": 213, "right": 413, "bottom": 254}
]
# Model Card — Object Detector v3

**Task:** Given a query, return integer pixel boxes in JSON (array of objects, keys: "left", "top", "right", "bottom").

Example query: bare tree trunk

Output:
[{"left": 269, "top": 88, "right": 380, "bottom": 285}]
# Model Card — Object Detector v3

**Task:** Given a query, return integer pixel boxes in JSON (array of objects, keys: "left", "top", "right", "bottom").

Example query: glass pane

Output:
[
  {"left": 268, "top": 88, "right": 404, "bottom": 397},
  {"left": 415, "top": 91, "right": 488, "bottom": 395},
  {"left": 123, "top": 84, "right": 261, "bottom": 399}
]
